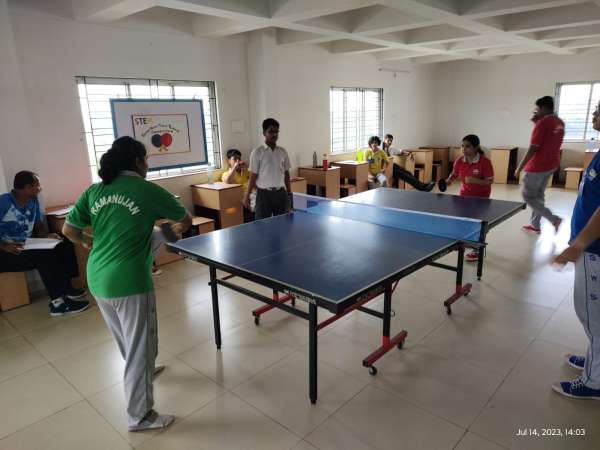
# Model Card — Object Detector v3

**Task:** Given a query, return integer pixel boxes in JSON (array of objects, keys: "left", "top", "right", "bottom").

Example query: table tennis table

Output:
[{"left": 167, "top": 188, "right": 525, "bottom": 404}]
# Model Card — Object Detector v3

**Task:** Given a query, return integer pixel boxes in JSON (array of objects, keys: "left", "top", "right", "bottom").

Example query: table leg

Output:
[
  {"left": 443, "top": 245, "right": 472, "bottom": 315},
  {"left": 477, "top": 246, "right": 485, "bottom": 281},
  {"left": 361, "top": 284, "right": 407, "bottom": 375},
  {"left": 309, "top": 302, "right": 318, "bottom": 404},
  {"left": 209, "top": 266, "right": 222, "bottom": 349}
]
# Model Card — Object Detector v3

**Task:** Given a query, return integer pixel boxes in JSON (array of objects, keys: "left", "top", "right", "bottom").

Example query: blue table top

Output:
[
  {"left": 169, "top": 211, "right": 458, "bottom": 310},
  {"left": 343, "top": 188, "right": 525, "bottom": 227},
  {"left": 169, "top": 188, "right": 524, "bottom": 311}
]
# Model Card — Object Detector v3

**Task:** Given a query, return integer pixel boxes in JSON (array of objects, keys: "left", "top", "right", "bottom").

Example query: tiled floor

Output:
[{"left": 1, "top": 184, "right": 598, "bottom": 450}]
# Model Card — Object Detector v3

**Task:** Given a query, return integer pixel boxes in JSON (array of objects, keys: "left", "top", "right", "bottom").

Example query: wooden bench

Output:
[
  {"left": 565, "top": 167, "right": 584, "bottom": 190},
  {"left": 0, "top": 272, "right": 30, "bottom": 311},
  {"left": 191, "top": 216, "right": 215, "bottom": 235},
  {"left": 340, "top": 183, "right": 357, "bottom": 197}
]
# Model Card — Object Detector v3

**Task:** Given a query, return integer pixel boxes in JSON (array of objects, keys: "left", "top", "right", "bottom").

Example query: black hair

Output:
[
  {"left": 462, "top": 134, "right": 484, "bottom": 154},
  {"left": 98, "top": 136, "right": 147, "bottom": 185},
  {"left": 535, "top": 96, "right": 554, "bottom": 111},
  {"left": 13, "top": 171, "right": 38, "bottom": 189},
  {"left": 368, "top": 136, "right": 381, "bottom": 147},
  {"left": 262, "top": 118, "right": 280, "bottom": 132},
  {"left": 226, "top": 148, "right": 242, "bottom": 159},
  {"left": 382, "top": 134, "right": 393, "bottom": 155}
]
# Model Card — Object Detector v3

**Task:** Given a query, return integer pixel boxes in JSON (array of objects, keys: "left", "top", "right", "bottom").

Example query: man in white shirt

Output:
[
  {"left": 382, "top": 134, "right": 435, "bottom": 192},
  {"left": 243, "top": 118, "right": 292, "bottom": 220}
]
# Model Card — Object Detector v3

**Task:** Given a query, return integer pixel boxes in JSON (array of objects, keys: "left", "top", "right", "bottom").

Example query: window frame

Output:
[
  {"left": 555, "top": 80, "right": 599, "bottom": 143},
  {"left": 76, "top": 76, "right": 222, "bottom": 181},
  {"left": 330, "top": 86, "right": 384, "bottom": 154}
]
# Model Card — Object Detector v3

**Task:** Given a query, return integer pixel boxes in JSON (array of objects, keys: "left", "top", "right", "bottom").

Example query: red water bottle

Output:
[{"left": 322, "top": 154, "right": 328, "bottom": 170}]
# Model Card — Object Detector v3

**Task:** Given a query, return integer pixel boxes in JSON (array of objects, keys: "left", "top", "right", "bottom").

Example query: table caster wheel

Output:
[
  {"left": 446, "top": 306, "right": 452, "bottom": 315},
  {"left": 254, "top": 316, "right": 260, "bottom": 326},
  {"left": 368, "top": 366, "right": 378, "bottom": 376},
  {"left": 397, "top": 341, "right": 404, "bottom": 350}
]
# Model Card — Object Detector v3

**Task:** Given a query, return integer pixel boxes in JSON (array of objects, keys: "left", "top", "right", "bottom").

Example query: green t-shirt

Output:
[{"left": 67, "top": 173, "right": 187, "bottom": 299}]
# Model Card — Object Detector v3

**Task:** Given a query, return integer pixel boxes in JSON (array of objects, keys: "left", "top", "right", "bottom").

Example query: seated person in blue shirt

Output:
[
  {"left": 0, "top": 171, "right": 89, "bottom": 316},
  {"left": 552, "top": 99, "right": 600, "bottom": 400}
]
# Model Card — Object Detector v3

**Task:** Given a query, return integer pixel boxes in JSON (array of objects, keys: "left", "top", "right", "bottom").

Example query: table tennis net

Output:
[{"left": 292, "top": 193, "right": 483, "bottom": 243}]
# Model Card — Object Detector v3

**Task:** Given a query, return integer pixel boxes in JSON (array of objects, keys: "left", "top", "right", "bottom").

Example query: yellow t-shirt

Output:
[
  {"left": 221, "top": 168, "right": 252, "bottom": 191},
  {"left": 364, "top": 149, "right": 388, "bottom": 176}
]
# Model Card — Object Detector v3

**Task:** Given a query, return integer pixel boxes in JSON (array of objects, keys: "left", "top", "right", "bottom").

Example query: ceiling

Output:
[{"left": 35, "top": 1, "right": 600, "bottom": 63}]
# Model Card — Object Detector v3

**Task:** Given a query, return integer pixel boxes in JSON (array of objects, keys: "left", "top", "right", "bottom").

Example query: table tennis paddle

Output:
[{"left": 160, "top": 222, "right": 179, "bottom": 243}]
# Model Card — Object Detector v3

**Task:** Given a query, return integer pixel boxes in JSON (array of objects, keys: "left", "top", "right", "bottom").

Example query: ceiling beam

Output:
[{"left": 72, "top": 0, "right": 155, "bottom": 22}]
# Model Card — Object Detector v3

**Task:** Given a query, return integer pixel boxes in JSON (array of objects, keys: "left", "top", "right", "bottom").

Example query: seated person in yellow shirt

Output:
[
  {"left": 364, "top": 136, "right": 389, "bottom": 189},
  {"left": 222, "top": 149, "right": 256, "bottom": 220}
]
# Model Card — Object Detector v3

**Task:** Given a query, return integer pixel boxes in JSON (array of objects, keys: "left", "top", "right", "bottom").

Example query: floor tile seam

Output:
[
  {"left": 0, "top": 395, "right": 83, "bottom": 442},
  {"left": 463, "top": 337, "right": 538, "bottom": 442},
  {"left": 0, "top": 332, "right": 53, "bottom": 385}
]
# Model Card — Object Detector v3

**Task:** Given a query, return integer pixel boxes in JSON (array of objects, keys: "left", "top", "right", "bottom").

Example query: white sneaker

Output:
[{"left": 128, "top": 410, "right": 175, "bottom": 432}]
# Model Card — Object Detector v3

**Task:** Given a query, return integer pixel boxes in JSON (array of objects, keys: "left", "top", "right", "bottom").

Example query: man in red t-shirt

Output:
[{"left": 515, "top": 96, "right": 564, "bottom": 233}]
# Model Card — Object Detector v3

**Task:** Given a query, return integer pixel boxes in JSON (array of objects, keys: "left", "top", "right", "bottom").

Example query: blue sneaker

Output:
[
  {"left": 565, "top": 354, "right": 585, "bottom": 371},
  {"left": 49, "top": 297, "right": 90, "bottom": 317},
  {"left": 552, "top": 378, "right": 600, "bottom": 400}
]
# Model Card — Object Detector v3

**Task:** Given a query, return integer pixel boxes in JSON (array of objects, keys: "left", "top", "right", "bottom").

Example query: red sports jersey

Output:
[
  {"left": 452, "top": 154, "right": 494, "bottom": 198},
  {"left": 525, "top": 114, "right": 564, "bottom": 173}
]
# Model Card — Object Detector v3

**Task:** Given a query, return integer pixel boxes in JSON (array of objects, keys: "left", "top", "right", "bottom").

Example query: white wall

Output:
[
  {"left": 0, "top": 0, "right": 37, "bottom": 192},
  {"left": 0, "top": 155, "right": 7, "bottom": 193},
  {"left": 5, "top": 3, "right": 252, "bottom": 210},
  {"left": 247, "top": 30, "right": 437, "bottom": 169},
  {"left": 433, "top": 50, "right": 600, "bottom": 169},
  {"left": 4, "top": 5, "right": 437, "bottom": 209}
]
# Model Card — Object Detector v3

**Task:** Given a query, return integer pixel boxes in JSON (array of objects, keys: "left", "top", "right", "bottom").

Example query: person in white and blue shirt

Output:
[
  {"left": 553, "top": 100, "right": 600, "bottom": 400},
  {"left": 0, "top": 171, "right": 89, "bottom": 316}
]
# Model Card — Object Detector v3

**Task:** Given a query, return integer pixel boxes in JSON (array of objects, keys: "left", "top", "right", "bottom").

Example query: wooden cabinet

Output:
[
  {"left": 331, "top": 161, "right": 369, "bottom": 193},
  {"left": 419, "top": 146, "right": 450, "bottom": 178},
  {"left": 191, "top": 183, "right": 244, "bottom": 228},
  {"left": 298, "top": 166, "right": 341, "bottom": 199},
  {"left": 490, "top": 146, "right": 518, "bottom": 184},
  {"left": 290, "top": 177, "right": 307, "bottom": 194}
]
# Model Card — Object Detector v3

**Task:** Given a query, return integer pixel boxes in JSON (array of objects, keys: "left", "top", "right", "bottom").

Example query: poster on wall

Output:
[{"left": 110, "top": 99, "right": 208, "bottom": 170}]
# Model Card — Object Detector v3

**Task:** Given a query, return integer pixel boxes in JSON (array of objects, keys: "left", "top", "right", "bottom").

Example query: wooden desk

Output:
[
  {"left": 419, "top": 146, "right": 450, "bottom": 178},
  {"left": 392, "top": 155, "right": 416, "bottom": 190},
  {"left": 290, "top": 177, "right": 307, "bottom": 194},
  {"left": 298, "top": 166, "right": 341, "bottom": 199},
  {"left": 407, "top": 149, "right": 434, "bottom": 183},
  {"left": 584, "top": 148, "right": 598, "bottom": 171},
  {"left": 331, "top": 160, "right": 369, "bottom": 193},
  {"left": 191, "top": 183, "right": 243, "bottom": 228},
  {"left": 46, "top": 206, "right": 89, "bottom": 289},
  {"left": 490, "top": 146, "right": 518, "bottom": 184}
]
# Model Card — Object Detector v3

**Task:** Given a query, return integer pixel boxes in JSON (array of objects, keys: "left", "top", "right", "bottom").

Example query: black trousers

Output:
[
  {"left": 393, "top": 164, "right": 429, "bottom": 190},
  {"left": 0, "top": 241, "right": 78, "bottom": 300},
  {"left": 255, "top": 188, "right": 289, "bottom": 220}
]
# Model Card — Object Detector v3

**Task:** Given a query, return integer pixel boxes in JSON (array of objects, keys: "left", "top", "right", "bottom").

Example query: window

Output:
[
  {"left": 76, "top": 77, "right": 221, "bottom": 181},
  {"left": 556, "top": 81, "right": 600, "bottom": 141},
  {"left": 330, "top": 87, "right": 383, "bottom": 153}
]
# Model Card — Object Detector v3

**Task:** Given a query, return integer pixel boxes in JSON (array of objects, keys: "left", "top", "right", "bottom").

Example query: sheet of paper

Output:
[
  {"left": 46, "top": 206, "right": 72, "bottom": 216},
  {"left": 23, "top": 238, "right": 61, "bottom": 250}
]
